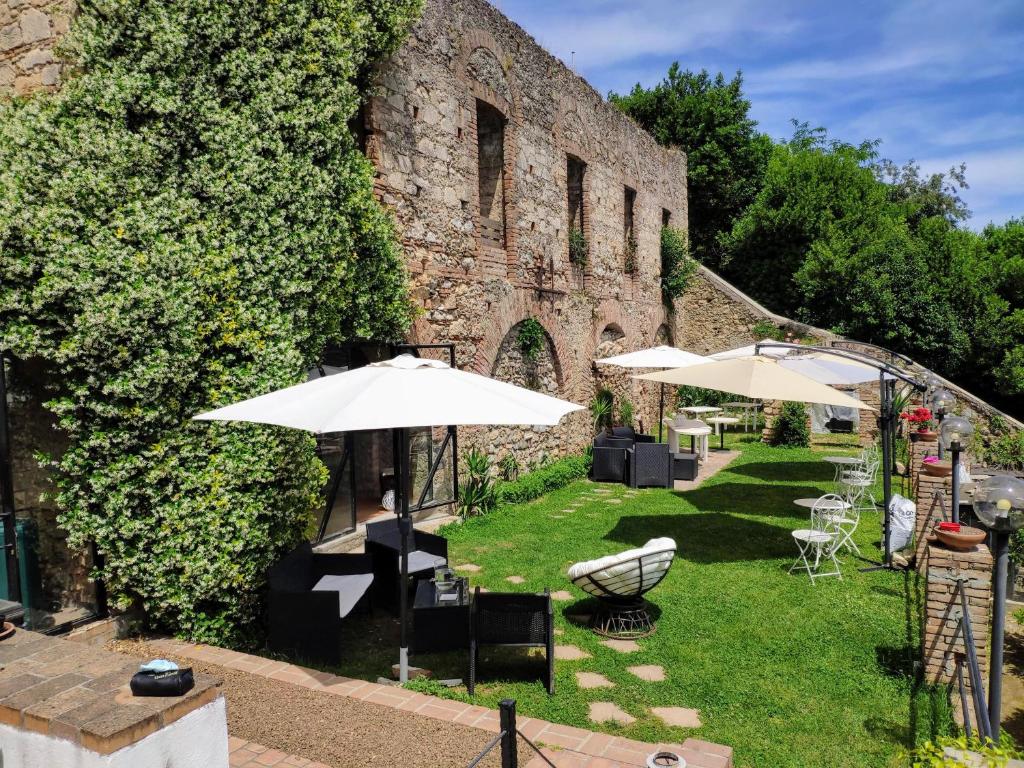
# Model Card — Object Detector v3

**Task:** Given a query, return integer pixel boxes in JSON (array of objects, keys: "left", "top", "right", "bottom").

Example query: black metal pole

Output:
[
  {"left": 396, "top": 427, "right": 412, "bottom": 682},
  {"left": 951, "top": 443, "right": 961, "bottom": 525},
  {"left": 499, "top": 699, "right": 517, "bottom": 768},
  {"left": 658, "top": 383, "right": 665, "bottom": 443},
  {"left": 880, "top": 371, "right": 893, "bottom": 565},
  {"left": 937, "top": 411, "right": 946, "bottom": 460},
  {"left": 0, "top": 354, "right": 21, "bottom": 605},
  {"left": 990, "top": 530, "right": 1009, "bottom": 740}
]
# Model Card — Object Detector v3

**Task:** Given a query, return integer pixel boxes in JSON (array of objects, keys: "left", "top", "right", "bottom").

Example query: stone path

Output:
[
  {"left": 506, "top": 575, "right": 525, "bottom": 584},
  {"left": 626, "top": 665, "right": 665, "bottom": 682},
  {"left": 673, "top": 450, "right": 739, "bottom": 492},
  {"left": 554, "top": 644, "right": 592, "bottom": 660},
  {"left": 600, "top": 639, "right": 641, "bottom": 653},
  {"left": 151, "top": 639, "right": 732, "bottom": 768},
  {"left": 589, "top": 702, "right": 635, "bottom": 726},
  {"left": 575, "top": 671, "right": 614, "bottom": 689}
]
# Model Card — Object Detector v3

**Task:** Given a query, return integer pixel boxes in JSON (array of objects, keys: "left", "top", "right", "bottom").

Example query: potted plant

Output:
[{"left": 901, "top": 406, "right": 938, "bottom": 442}]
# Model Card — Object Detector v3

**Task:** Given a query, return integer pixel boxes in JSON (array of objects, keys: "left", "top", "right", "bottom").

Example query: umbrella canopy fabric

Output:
[
  {"left": 195, "top": 354, "right": 584, "bottom": 431},
  {"left": 709, "top": 339, "right": 794, "bottom": 361},
  {"left": 594, "top": 345, "right": 710, "bottom": 369},
  {"left": 780, "top": 355, "right": 894, "bottom": 386},
  {"left": 635, "top": 356, "right": 875, "bottom": 410}
]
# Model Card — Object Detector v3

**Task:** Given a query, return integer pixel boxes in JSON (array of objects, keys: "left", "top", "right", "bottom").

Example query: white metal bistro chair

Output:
[
  {"left": 790, "top": 495, "right": 843, "bottom": 583},
  {"left": 840, "top": 451, "right": 879, "bottom": 517}
]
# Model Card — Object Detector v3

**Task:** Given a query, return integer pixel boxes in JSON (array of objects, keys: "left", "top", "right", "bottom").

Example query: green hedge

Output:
[
  {"left": 495, "top": 455, "right": 591, "bottom": 506},
  {"left": 0, "top": 0, "right": 421, "bottom": 645}
]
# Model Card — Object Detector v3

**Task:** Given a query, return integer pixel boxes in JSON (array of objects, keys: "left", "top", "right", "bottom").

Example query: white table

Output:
[
  {"left": 793, "top": 497, "right": 852, "bottom": 512},
  {"left": 664, "top": 419, "right": 712, "bottom": 461},
  {"left": 680, "top": 406, "right": 723, "bottom": 416},
  {"left": 706, "top": 416, "right": 740, "bottom": 450},
  {"left": 823, "top": 455, "right": 863, "bottom": 484},
  {"left": 723, "top": 401, "right": 761, "bottom": 432}
]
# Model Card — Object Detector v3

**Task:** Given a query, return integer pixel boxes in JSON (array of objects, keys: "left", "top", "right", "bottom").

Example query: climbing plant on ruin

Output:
[{"left": 0, "top": 0, "right": 421, "bottom": 644}]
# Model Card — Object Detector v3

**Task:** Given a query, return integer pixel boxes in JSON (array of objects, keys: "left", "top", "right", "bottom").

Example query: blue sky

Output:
[{"left": 494, "top": 0, "right": 1024, "bottom": 230}]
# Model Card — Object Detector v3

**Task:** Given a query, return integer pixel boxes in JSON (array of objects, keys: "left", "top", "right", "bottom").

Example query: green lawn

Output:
[{"left": 336, "top": 434, "right": 951, "bottom": 767}]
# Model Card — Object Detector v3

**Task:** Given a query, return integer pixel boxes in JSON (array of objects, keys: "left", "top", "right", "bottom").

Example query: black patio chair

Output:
[
  {"left": 627, "top": 442, "right": 672, "bottom": 488},
  {"left": 267, "top": 542, "right": 374, "bottom": 665},
  {"left": 591, "top": 433, "right": 633, "bottom": 483},
  {"left": 365, "top": 518, "right": 447, "bottom": 609},
  {"left": 468, "top": 587, "right": 554, "bottom": 695}
]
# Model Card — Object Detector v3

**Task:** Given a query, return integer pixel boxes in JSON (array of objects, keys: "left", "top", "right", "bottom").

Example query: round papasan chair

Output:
[{"left": 567, "top": 537, "right": 677, "bottom": 638}]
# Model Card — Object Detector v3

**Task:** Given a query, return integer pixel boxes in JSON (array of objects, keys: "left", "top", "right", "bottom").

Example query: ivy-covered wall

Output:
[{"left": 0, "top": 0, "right": 420, "bottom": 643}]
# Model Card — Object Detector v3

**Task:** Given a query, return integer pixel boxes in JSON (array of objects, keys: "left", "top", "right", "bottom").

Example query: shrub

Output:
[
  {"left": 495, "top": 455, "right": 591, "bottom": 506},
  {"left": 0, "top": 0, "right": 420, "bottom": 644},
  {"left": 497, "top": 454, "right": 519, "bottom": 482},
  {"left": 457, "top": 449, "right": 496, "bottom": 518},
  {"left": 660, "top": 226, "right": 696, "bottom": 306},
  {"left": 623, "top": 235, "right": 638, "bottom": 274},
  {"left": 984, "top": 430, "right": 1024, "bottom": 471},
  {"left": 771, "top": 402, "right": 811, "bottom": 447},
  {"left": 516, "top": 318, "right": 546, "bottom": 361},
  {"left": 590, "top": 388, "right": 614, "bottom": 433},
  {"left": 618, "top": 398, "right": 635, "bottom": 427},
  {"left": 751, "top": 320, "right": 786, "bottom": 340},
  {"left": 569, "top": 226, "right": 589, "bottom": 267},
  {"left": 676, "top": 386, "right": 733, "bottom": 409},
  {"left": 907, "top": 734, "right": 1021, "bottom": 766}
]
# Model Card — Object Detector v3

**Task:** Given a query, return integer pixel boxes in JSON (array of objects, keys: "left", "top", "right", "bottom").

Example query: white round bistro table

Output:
[
  {"left": 706, "top": 416, "right": 740, "bottom": 450},
  {"left": 722, "top": 401, "right": 761, "bottom": 432},
  {"left": 680, "top": 406, "right": 723, "bottom": 416},
  {"left": 793, "top": 497, "right": 852, "bottom": 511},
  {"left": 823, "top": 455, "right": 862, "bottom": 484}
]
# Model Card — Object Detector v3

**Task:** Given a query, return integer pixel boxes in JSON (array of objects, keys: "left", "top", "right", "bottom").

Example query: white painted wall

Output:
[{"left": 0, "top": 696, "right": 228, "bottom": 768}]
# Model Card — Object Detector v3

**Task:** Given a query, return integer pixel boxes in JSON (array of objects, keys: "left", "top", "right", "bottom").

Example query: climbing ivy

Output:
[
  {"left": 516, "top": 318, "right": 546, "bottom": 362},
  {"left": 660, "top": 226, "right": 696, "bottom": 307},
  {"left": 0, "top": 0, "right": 421, "bottom": 644}
]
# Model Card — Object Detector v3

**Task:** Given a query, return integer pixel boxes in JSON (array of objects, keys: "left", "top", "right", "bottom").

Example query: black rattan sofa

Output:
[
  {"left": 267, "top": 542, "right": 374, "bottom": 665},
  {"left": 364, "top": 518, "right": 448, "bottom": 609},
  {"left": 468, "top": 587, "right": 554, "bottom": 695}
]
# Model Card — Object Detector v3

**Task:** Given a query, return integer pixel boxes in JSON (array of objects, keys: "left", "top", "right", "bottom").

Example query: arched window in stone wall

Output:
[
  {"left": 594, "top": 324, "right": 626, "bottom": 359},
  {"left": 491, "top": 320, "right": 561, "bottom": 395},
  {"left": 467, "top": 46, "right": 512, "bottom": 106}
]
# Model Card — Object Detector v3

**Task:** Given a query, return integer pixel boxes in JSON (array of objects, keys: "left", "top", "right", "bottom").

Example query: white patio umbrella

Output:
[
  {"left": 594, "top": 345, "right": 711, "bottom": 440},
  {"left": 195, "top": 354, "right": 584, "bottom": 681},
  {"left": 634, "top": 356, "right": 874, "bottom": 411},
  {"left": 709, "top": 339, "right": 795, "bottom": 361}
]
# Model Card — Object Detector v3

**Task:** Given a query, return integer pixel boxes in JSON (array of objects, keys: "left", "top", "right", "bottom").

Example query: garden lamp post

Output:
[
  {"left": 932, "top": 388, "right": 955, "bottom": 458},
  {"left": 940, "top": 415, "right": 973, "bottom": 524},
  {"left": 972, "top": 475, "right": 1024, "bottom": 740}
]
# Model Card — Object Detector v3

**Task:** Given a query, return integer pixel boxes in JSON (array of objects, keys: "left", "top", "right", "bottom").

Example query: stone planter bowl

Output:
[
  {"left": 911, "top": 430, "right": 939, "bottom": 443},
  {"left": 934, "top": 525, "right": 987, "bottom": 551},
  {"left": 922, "top": 461, "right": 953, "bottom": 478}
]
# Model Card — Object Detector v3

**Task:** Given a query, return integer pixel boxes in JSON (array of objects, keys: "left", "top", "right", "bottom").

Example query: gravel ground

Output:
[{"left": 109, "top": 639, "right": 506, "bottom": 768}]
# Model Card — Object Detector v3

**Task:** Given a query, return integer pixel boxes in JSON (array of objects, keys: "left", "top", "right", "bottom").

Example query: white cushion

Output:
[
  {"left": 313, "top": 573, "right": 374, "bottom": 618},
  {"left": 405, "top": 550, "right": 447, "bottom": 574},
  {"left": 568, "top": 537, "right": 676, "bottom": 597}
]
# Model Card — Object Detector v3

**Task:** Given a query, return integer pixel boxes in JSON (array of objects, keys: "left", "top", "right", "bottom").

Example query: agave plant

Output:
[{"left": 457, "top": 448, "right": 496, "bottom": 518}]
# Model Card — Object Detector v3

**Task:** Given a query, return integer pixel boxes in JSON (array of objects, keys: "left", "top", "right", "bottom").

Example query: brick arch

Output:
[
  {"left": 469, "top": 290, "right": 576, "bottom": 397},
  {"left": 456, "top": 29, "right": 520, "bottom": 122}
]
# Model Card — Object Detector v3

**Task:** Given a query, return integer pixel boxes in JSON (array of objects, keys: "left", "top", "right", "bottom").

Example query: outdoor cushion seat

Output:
[
  {"left": 313, "top": 573, "right": 375, "bottom": 618},
  {"left": 568, "top": 537, "right": 676, "bottom": 638},
  {"left": 267, "top": 542, "right": 374, "bottom": 665},
  {"left": 406, "top": 550, "right": 447, "bottom": 574},
  {"left": 365, "top": 518, "right": 448, "bottom": 609}
]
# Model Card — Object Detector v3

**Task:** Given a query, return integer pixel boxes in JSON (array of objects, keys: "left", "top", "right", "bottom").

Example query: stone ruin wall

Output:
[{"left": 0, "top": 0, "right": 71, "bottom": 95}]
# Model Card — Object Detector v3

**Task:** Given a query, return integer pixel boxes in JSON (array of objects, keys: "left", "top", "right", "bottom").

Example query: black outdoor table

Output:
[{"left": 412, "top": 578, "right": 470, "bottom": 653}]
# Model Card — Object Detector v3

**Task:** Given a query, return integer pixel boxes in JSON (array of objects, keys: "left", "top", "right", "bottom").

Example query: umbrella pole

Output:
[
  {"left": 861, "top": 372, "right": 895, "bottom": 571},
  {"left": 658, "top": 383, "right": 665, "bottom": 442},
  {"left": 397, "top": 427, "right": 411, "bottom": 683}
]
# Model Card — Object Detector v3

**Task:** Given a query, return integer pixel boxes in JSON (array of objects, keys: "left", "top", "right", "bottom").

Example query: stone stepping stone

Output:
[
  {"left": 589, "top": 702, "right": 635, "bottom": 726},
  {"left": 592, "top": 488, "right": 612, "bottom": 495},
  {"left": 549, "top": 590, "right": 573, "bottom": 601},
  {"left": 605, "top": 498, "right": 622, "bottom": 504},
  {"left": 601, "top": 639, "right": 641, "bottom": 653},
  {"left": 454, "top": 563, "right": 481, "bottom": 572},
  {"left": 561, "top": 509, "right": 576, "bottom": 514},
  {"left": 506, "top": 576, "right": 525, "bottom": 584},
  {"left": 553, "top": 628, "right": 564, "bottom": 636},
  {"left": 651, "top": 706, "right": 702, "bottom": 728},
  {"left": 548, "top": 514, "right": 565, "bottom": 519},
  {"left": 554, "top": 644, "right": 591, "bottom": 661},
  {"left": 575, "top": 671, "right": 614, "bottom": 689},
  {"left": 627, "top": 664, "right": 665, "bottom": 682}
]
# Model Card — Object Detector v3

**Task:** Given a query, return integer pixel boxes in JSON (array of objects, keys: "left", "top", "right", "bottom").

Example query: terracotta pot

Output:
[
  {"left": 922, "top": 461, "right": 953, "bottom": 477},
  {"left": 0, "top": 622, "right": 14, "bottom": 641},
  {"left": 915, "top": 430, "right": 938, "bottom": 442},
  {"left": 935, "top": 525, "right": 987, "bottom": 551}
]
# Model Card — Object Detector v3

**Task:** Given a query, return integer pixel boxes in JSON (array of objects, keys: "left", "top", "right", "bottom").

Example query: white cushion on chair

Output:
[
  {"left": 313, "top": 573, "right": 374, "bottom": 618},
  {"left": 567, "top": 538, "right": 676, "bottom": 597}
]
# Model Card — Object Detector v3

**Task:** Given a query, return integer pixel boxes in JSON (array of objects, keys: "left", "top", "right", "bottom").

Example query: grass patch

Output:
[{"left": 332, "top": 433, "right": 951, "bottom": 767}]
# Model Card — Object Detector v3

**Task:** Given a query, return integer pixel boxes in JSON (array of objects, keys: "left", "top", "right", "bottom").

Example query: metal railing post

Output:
[{"left": 500, "top": 699, "right": 517, "bottom": 768}]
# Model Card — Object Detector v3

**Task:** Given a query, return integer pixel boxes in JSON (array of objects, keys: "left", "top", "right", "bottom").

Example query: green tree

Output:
[
  {"left": 611, "top": 66, "right": 770, "bottom": 269},
  {"left": 0, "top": 0, "right": 420, "bottom": 643}
]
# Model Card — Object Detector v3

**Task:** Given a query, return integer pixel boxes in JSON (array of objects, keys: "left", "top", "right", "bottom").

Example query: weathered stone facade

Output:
[{"left": 0, "top": 0, "right": 71, "bottom": 96}]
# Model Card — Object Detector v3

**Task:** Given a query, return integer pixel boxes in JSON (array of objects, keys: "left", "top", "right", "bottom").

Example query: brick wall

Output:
[{"left": 922, "top": 542, "right": 992, "bottom": 725}]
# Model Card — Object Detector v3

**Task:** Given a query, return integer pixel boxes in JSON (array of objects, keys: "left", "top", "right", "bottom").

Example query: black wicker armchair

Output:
[
  {"left": 627, "top": 442, "right": 672, "bottom": 488},
  {"left": 267, "top": 542, "right": 374, "bottom": 665},
  {"left": 591, "top": 434, "right": 633, "bottom": 483},
  {"left": 365, "top": 518, "right": 447, "bottom": 609},
  {"left": 468, "top": 587, "right": 554, "bottom": 695}
]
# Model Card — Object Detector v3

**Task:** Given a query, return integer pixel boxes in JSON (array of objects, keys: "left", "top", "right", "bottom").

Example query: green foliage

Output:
[
  {"left": 752, "top": 320, "right": 786, "bottom": 341},
  {"left": 659, "top": 226, "right": 696, "bottom": 306},
  {"left": 771, "top": 402, "right": 811, "bottom": 447},
  {"left": 457, "top": 448, "right": 496, "bottom": 518},
  {"left": 907, "top": 734, "right": 1021, "bottom": 766},
  {"left": 0, "top": 0, "right": 420, "bottom": 643},
  {"left": 590, "top": 388, "right": 614, "bottom": 432},
  {"left": 623, "top": 235, "right": 638, "bottom": 275},
  {"left": 569, "top": 226, "right": 588, "bottom": 267},
  {"left": 984, "top": 430, "right": 1024, "bottom": 471},
  {"left": 618, "top": 397, "right": 635, "bottom": 428},
  {"left": 494, "top": 455, "right": 590, "bottom": 506},
  {"left": 497, "top": 453, "right": 519, "bottom": 482},
  {"left": 612, "top": 66, "right": 771, "bottom": 269},
  {"left": 675, "top": 386, "right": 732, "bottom": 409},
  {"left": 516, "top": 317, "right": 546, "bottom": 362}
]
